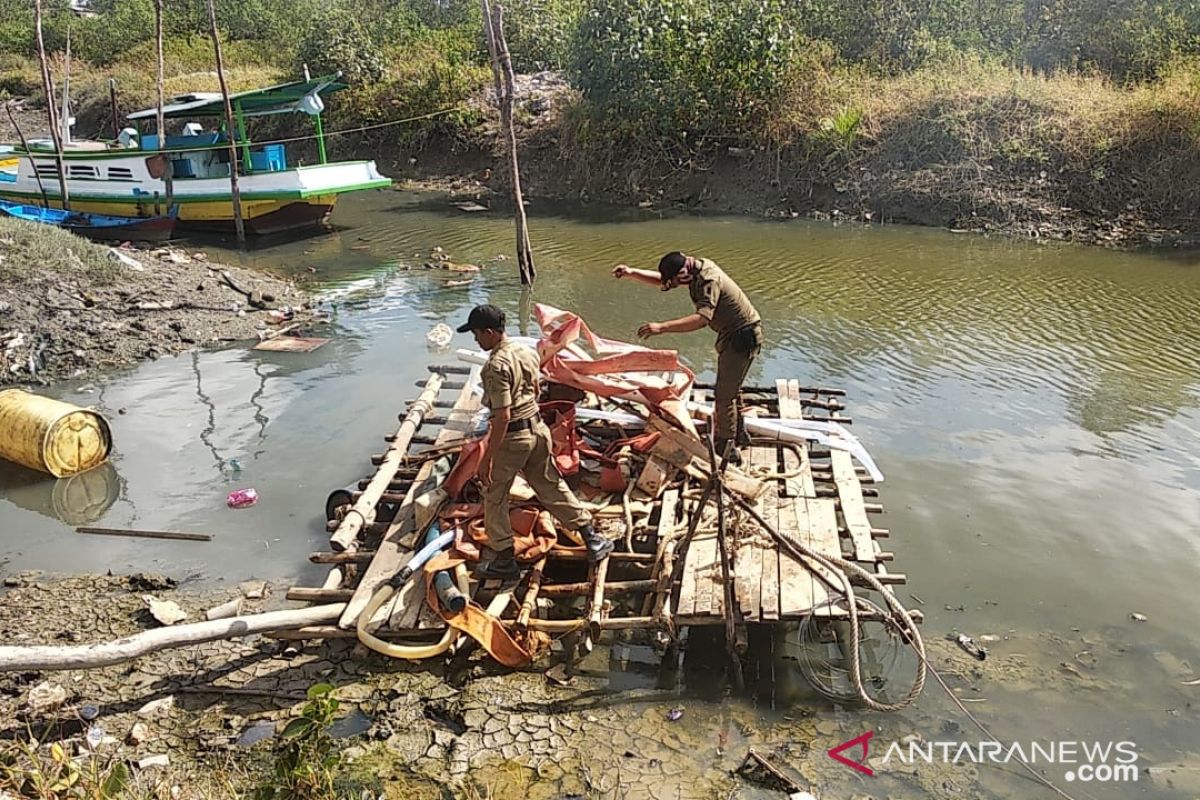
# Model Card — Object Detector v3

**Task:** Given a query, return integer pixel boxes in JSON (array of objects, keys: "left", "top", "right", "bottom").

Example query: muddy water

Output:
[{"left": 2, "top": 190, "right": 1199, "bottom": 797}]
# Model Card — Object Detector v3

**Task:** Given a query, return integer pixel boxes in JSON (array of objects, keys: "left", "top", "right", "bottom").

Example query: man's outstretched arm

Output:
[
  {"left": 638, "top": 313, "right": 708, "bottom": 338},
  {"left": 612, "top": 264, "right": 662, "bottom": 288}
]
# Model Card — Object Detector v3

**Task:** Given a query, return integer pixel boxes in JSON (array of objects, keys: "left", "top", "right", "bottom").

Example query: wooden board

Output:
[
  {"left": 339, "top": 373, "right": 480, "bottom": 629},
  {"left": 676, "top": 525, "right": 702, "bottom": 616},
  {"left": 758, "top": 442, "right": 781, "bottom": 621},
  {"left": 831, "top": 450, "right": 875, "bottom": 562},
  {"left": 646, "top": 416, "right": 766, "bottom": 500}
]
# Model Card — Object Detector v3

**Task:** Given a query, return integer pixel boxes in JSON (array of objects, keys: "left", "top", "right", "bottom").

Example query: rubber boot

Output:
[
  {"left": 477, "top": 549, "right": 520, "bottom": 580},
  {"left": 579, "top": 525, "right": 614, "bottom": 563}
]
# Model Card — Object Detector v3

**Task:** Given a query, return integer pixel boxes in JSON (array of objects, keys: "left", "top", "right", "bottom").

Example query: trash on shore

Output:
[
  {"left": 951, "top": 633, "right": 988, "bottom": 661},
  {"left": 226, "top": 488, "right": 259, "bottom": 509}
]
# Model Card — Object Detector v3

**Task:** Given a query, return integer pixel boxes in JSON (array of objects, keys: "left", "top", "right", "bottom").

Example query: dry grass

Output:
[{"left": 0, "top": 216, "right": 121, "bottom": 287}]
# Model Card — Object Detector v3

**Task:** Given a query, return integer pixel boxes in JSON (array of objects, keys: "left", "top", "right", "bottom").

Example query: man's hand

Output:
[
  {"left": 611, "top": 264, "right": 631, "bottom": 279},
  {"left": 637, "top": 321, "right": 664, "bottom": 339},
  {"left": 478, "top": 454, "right": 493, "bottom": 486}
]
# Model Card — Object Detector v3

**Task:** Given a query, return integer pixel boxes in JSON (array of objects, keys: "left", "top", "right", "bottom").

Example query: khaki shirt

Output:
[
  {"left": 688, "top": 259, "right": 761, "bottom": 349},
  {"left": 480, "top": 339, "right": 540, "bottom": 421}
]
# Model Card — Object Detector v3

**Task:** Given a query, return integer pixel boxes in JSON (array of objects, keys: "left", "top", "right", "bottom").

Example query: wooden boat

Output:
[
  {"left": 0, "top": 74, "right": 391, "bottom": 235},
  {"left": 0, "top": 199, "right": 177, "bottom": 242}
]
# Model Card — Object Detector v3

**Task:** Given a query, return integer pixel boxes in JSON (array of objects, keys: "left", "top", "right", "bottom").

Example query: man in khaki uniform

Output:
[
  {"left": 457, "top": 304, "right": 614, "bottom": 578},
  {"left": 612, "top": 252, "right": 763, "bottom": 464}
]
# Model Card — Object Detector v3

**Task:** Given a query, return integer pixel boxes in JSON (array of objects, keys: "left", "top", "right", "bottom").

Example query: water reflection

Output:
[{"left": 0, "top": 461, "right": 121, "bottom": 526}]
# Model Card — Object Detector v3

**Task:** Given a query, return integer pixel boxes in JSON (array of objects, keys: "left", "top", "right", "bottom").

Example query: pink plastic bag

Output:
[{"left": 226, "top": 488, "right": 258, "bottom": 509}]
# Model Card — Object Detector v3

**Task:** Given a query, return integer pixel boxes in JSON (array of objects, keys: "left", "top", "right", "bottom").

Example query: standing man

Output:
[
  {"left": 612, "top": 252, "right": 763, "bottom": 463},
  {"left": 457, "top": 304, "right": 614, "bottom": 579}
]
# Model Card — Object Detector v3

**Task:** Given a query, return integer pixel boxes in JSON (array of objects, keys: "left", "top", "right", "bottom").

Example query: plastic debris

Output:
[
  {"left": 138, "top": 754, "right": 170, "bottom": 769},
  {"left": 79, "top": 704, "right": 100, "bottom": 721},
  {"left": 85, "top": 725, "right": 106, "bottom": 750},
  {"left": 227, "top": 488, "right": 258, "bottom": 509},
  {"left": 136, "top": 696, "right": 175, "bottom": 717},
  {"left": 666, "top": 707, "right": 684, "bottom": 722},
  {"left": 951, "top": 633, "right": 988, "bottom": 661},
  {"left": 426, "top": 323, "right": 453, "bottom": 349},
  {"left": 27, "top": 682, "right": 68, "bottom": 714},
  {"left": 143, "top": 596, "right": 188, "bottom": 626},
  {"left": 1130, "top": 612, "right": 1148, "bottom": 622},
  {"left": 128, "top": 722, "right": 150, "bottom": 745}
]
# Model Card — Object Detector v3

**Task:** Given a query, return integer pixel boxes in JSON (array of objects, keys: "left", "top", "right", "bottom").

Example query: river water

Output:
[{"left": 2, "top": 190, "right": 1198, "bottom": 797}]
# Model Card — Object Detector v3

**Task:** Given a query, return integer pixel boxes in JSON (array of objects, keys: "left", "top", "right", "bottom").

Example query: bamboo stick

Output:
[
  {"left": 0, "top": 604, "right": 346, "bottom": 672},
  {"left": 204, "top": 0, "right": 244, "bottom": 245},
  {"left": 515, "top": 556, "right": 546, "bottom": 629},
  {"left": 154, "top": 0, "right": 173, "bottom": 208},
  {"left": 541, "top": 579, "right": 655, "bottom": 598},
  {"left": 309, "top": 551, "right": 375, "bottom": 564},
  {"left": 331, "top": 375, "right": 443, "bottom": 552},
  {"left": 709, "top": 438, "right": 744, "bottom": 687},
  {"left": 4, "top": 102, "right": 49, "bottom": 207},
  {"left": 586, "top": 556, "right": 609, "bottom": 641},
  {"left": 526, "top": 616, "right": 656, "bottom": 633},
  {"left": 76, "top": 526, "right": 212, "bottom": 542}
]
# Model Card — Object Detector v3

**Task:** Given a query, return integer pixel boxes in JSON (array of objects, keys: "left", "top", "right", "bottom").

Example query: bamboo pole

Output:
[
  {"left": 330, "top": 374, "right": 444, "bottom": 551},
  {"left": 481, "top": 1, "right": 535, "bottom": 286},
  {"left": 32, "top": 0, "right": 68, "bottom": 210},
  {"left": 515, "top": 556, "right": 546, "bottom": 629},
  {"left": 108, "top": 78, "right": 119, "bottom": 138},
  {"left": 76, "top": 526, "right": 212, "bottom": 542},
  {"left": 0, "top": 604, "right": 346, "bottom": 672},
  {"left": 541, "top": 579, "right": 655, "bottom": 598},
  {"left": 154, "top": 0, "right": 173, "bottom": 209},
  {"left": 586, "top": 556, "right": 609, "bottom": 641},
  {"left": 204, "top": 0, "right": 244, "bottom": 246}
]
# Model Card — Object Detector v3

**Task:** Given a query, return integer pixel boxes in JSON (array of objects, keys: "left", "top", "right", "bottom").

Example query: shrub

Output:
[{"left": 294, "top": 6, "right": 386, "bottom": 85}]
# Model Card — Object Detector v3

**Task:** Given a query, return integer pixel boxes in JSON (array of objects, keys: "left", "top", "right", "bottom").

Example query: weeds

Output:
[
  {"left": 0, "top": 736, "right": 132, "bottom": 800},
  {"left": 252, "top": 683, "right": 342, "bottom": 800}
]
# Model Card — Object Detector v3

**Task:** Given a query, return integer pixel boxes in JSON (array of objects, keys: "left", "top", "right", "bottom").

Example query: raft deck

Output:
[{"left": 284, "top": 367, "right": 914, "bottom": 645}]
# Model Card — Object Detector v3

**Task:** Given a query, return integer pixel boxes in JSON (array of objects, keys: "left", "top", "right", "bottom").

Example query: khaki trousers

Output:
[
  {"left": 484, "top": 421, "right": 592, "bottom": 552},
  {"left": 714, "top": 323, "right": 763, "bottom": 443}
]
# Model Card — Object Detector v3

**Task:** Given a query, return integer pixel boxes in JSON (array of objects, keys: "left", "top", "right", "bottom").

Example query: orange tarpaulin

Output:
[
  {"left": 423, "top": 551, "right": 533, "bottom": 668},
  {"left": 533, "top": 304, "right": 696, "bottom": 431}
]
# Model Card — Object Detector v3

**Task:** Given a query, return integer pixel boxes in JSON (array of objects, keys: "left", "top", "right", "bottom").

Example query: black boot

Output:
[
  {"left": 579, "top": 525, "right": 614, "bottom": 563},
  {"left": 477, "top": 549, "right": 520, "bottom": 580}
]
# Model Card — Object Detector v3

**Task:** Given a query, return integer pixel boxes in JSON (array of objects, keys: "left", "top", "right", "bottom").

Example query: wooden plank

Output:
[
  {"left": 676, "top": 528, "right": 702, "bottom": 617},
  {"left": 776, "top": 378, "right": 801, "bottom": 419},
  {"left": 646, "top": 416, "right": 765, "bottom": 500},
  {"left": 635, "top": 454, "right": 671, "bottom": 497},
  {"left": 759, "top": 446, "right": 781, "bottom": 622},
  {"left": 831, "top": 450, "right": 875, "bottom": 561},
  {"left": 737, "top": 446, "right": 766, "bottom": 621},
  {"left": 693, "top": 534, "right": 719, "bottom": 618},
  {"left": 779, "top": 495, "right": 815, "bottom": 616},
  {"left": 340, "top": 373, "right": 481, "bottom": 629}
]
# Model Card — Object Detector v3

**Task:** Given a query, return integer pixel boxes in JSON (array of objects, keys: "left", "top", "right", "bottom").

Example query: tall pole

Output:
[
  {"left": 155, "top": 0, "right": 173, "bottom": 208},
  {"left": 32, "top": 0, "right": 69, "bottom": 210},
  {"left": 108, "top": 78, "right": 119, "bottom": 138},
  {"left": 205, "top": 0, "right": 245, "bottom": 246},
  {"left": 4, "top": 102, "right": 50, "bottom": 207},
  {"left": 60, "top": 26, "right": 70, "bottom": 145},
  {"left": 482, "top": 1, "right": 535, "bottom": 287}
]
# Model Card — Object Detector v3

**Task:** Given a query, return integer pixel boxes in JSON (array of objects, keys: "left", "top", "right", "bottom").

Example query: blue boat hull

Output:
[{"left": 0, "top": 201, "right": 177, "bottom": 242}]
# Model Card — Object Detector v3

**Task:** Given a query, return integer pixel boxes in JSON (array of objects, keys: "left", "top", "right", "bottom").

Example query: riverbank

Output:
[
  {"left": 0, "top": 218, "right": 314, "bottom": 386},
  {"left": 388, "top": 63, "right": 1200, "bottom": 251}
]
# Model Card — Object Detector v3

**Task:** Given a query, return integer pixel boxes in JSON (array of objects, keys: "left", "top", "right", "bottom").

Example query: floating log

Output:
[
  {"left": 0, "top": 604, "right": 346, "bottom": 672},
  {"left": 330, "top": 374, "right": 444, "bottom": 552},
  {"left": 427, "top": 364, "right": 471, "bottom": 374},
  {"left": 76, "top": 526, "right": 212, "bottom": 542}
]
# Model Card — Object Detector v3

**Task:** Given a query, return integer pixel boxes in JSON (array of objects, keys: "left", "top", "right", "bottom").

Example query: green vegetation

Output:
[
  {"left": 0, "top": 0, "right": 1197, "bottom": 239},
  {"left": 252, "top": 683, "right": 342, "bottom": 800}
]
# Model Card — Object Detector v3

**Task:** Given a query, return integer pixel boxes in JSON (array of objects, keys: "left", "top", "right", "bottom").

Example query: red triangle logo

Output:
[{"left": 827, "top": 731, "right": 875, "bottom": 776}]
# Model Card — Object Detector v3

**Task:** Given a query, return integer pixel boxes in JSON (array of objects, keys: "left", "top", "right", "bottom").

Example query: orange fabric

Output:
[
  {"left": 539, "top": 400, "right": 580, "bottom": 476},
  {"left": 423, "top": 552, "right": 531, "bottom": 668},
  {"left": 533, "top": 304, "right": 696, "bottom": 432},
  {"left": 443, "top": 439, "right": 489, "bottom": 499},
  {"left": 440, "top": 503, "right": 560, "bottom": 562}
]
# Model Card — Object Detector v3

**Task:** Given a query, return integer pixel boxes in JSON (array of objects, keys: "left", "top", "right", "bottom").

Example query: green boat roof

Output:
[{"left": 126, "top": 74, "right": 346, "bottom": 121}]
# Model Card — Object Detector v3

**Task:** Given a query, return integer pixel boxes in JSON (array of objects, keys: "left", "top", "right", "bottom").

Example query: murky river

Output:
[{"left": 2, "top": 190, "right": 1199, "bottom": 797}]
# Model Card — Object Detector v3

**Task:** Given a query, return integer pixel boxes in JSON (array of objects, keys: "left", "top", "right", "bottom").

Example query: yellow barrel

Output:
[{"left": 0, "top": 389, "right": 112, "bottom": 477}]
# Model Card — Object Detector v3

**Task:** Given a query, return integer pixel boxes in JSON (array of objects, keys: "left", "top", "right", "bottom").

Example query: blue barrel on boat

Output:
[{"left": 0, "top": 389, "right": 112, "bottom": 477}]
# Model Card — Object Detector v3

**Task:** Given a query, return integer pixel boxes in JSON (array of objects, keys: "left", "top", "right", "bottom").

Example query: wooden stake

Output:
[
  {"left": 0, "top": 604, "right": 345, "bottom": 672},
  {"left": 5, "top": 102, "right": 49, "bottom": 207},
  {"left": 482, "top": 1, "right": 535, "bottom": 286},
  {"left": 108, "top": 78, "right": 119, "bottom": 138},
  {"left": 204, "top": 0, "right": 244, "bottom": 245},
  {"left": 154, "top": 0, "right": 173, "bottom": 208},
  {"left": 32, "top": 0, "right": 68, "bottom": 209}
]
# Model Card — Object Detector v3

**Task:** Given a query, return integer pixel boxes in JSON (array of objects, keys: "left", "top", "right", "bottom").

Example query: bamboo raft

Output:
[{"left": 283, "top": 365, "right": 920, "bottom": 650}]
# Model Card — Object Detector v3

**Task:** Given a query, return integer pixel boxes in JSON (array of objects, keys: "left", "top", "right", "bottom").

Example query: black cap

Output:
[{"left": 456, "top": 304, "right": 505, "bottom": 333}]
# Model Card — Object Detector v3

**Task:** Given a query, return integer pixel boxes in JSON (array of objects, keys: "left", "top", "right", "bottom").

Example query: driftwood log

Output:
[{"left": 0, "top": 604, "right": 345, "bottom": 672}]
